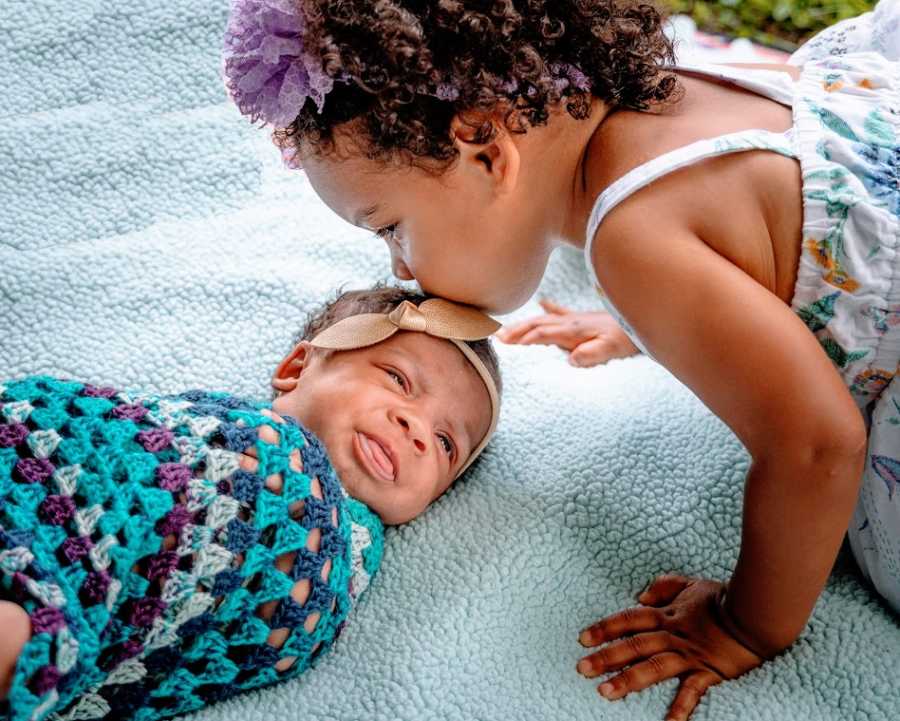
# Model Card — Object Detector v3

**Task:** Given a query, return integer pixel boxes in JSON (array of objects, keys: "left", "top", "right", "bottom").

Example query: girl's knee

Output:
[{"left": 0, "top": 601, "right": 32, "bottom": 701}]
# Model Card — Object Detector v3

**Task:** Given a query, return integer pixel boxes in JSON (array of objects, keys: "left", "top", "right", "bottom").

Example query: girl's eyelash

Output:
[{"left": 375, "top": 224, "right": 398, "bottom": 242}]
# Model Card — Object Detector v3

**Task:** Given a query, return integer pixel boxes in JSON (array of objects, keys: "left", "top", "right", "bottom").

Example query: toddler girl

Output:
[
  {"left": 0, "top": 285, "right": 501, "bottom": 720},
  {"left": 223, "top": 1, "right": 900, "bottom": 719}
]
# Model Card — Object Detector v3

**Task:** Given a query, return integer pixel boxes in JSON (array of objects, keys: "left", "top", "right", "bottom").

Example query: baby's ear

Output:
[{"left": 271, "top": 341, "right": 313, "bottom": 394}]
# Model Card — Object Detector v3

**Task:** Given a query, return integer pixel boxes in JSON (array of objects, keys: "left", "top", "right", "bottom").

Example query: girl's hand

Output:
[
  {"left": 496, "top": 299, "right": 640, "bottom": 367},
  {"left": 576, "top": 575, "right": 765, "bottom": 721}
]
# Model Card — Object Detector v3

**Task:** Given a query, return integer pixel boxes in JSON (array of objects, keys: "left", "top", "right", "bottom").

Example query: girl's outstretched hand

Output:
[
  {"left": 576, "top": 575, "right": 765, "bottom": 721},
  {"left": 496, "top": 299, "right": 640, "bottom": 367}
]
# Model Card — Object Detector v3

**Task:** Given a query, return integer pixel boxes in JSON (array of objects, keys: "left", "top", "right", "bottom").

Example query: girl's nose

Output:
[
  {"left": 391, "top": 253, "right": 415, "bottom": 281},
  {"left": 390, "top": 409, "right": 427, "bottom": 453}
]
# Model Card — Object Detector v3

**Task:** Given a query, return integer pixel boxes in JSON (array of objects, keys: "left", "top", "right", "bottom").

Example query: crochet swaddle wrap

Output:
[{"left": 0, "top": 376, "right": 384, "bottom": 721}]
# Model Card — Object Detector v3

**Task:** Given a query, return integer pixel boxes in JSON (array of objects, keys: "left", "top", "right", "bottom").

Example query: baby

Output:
[{"left": 0, "top": 285, "right": 501, "bottom": 721}]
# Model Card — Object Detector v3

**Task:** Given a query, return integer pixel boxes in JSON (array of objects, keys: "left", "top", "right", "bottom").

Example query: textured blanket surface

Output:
[{"left": 2, "top": 2, "right": 898, "bottom": 720}]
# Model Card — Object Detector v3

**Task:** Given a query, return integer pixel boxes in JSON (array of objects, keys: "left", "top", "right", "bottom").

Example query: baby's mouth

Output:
[{"left": 354, "top": 431, "right": 396, "bottom": 482}]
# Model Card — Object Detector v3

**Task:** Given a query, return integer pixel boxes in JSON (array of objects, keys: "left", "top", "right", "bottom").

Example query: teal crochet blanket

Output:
[
  {"left": 2, "top": 2, "right": 899, "bottom": 720},
  {"left": 0, "top": 376, "right": 383, "bottom": 720}
]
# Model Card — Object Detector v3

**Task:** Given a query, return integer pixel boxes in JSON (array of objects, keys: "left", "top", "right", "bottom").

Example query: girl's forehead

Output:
[
  {"left": 302, "top": 143, "right": 443, "bottom": 227},
  {"left": 303, "top": 152, "right": 396, "bottom": 223}
]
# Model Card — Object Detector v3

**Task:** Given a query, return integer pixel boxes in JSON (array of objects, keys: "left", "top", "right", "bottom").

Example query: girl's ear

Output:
[
  {"left": 450, "top": 115, "right": 520, "bottom": 196},
  {"left": 271, "top": 341, "right": 313, "bottom": 394}
]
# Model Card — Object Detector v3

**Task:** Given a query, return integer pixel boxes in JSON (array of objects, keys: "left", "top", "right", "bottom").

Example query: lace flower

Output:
[{"left": 223, "top": 0, "right": 334, "bottom": 127}]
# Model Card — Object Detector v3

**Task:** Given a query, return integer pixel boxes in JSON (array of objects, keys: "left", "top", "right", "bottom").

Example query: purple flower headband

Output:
[
  {"left": 222, "top": 0, "right": 593, "bottom": 131},
  {"left": 222, "top": 0, "right": 335, "bottom": 128}
]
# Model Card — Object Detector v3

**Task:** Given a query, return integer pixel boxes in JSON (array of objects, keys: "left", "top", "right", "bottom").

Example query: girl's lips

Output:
[{"left": 354, "top": 432, "right": 396, "bottom": 482}]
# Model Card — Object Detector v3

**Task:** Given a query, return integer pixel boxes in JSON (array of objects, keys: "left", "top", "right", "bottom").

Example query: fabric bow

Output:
[{"left": 309, "top": 299, "right": 501, "bottom": 350}]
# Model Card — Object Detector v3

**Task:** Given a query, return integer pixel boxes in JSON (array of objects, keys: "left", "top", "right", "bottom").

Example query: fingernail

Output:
[
  {"left": 578, "top": 630, "right": 593, "bottom": 646},
  {"left": 599, "top": 683, "right": 614, "bottom": 698},
  {"left": 569, "top": 357, "right": 581, "bottom": 367},
  {"left": 638, "top": 591, "right": 651, "bottom": 603},
  {"left": 576, "top": 659, "right": 591, "bottom": 675}
]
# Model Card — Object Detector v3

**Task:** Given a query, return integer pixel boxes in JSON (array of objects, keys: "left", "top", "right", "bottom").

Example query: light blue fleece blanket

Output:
[{"left": 1, "top": 3, "right": 897, "bottom": 720}]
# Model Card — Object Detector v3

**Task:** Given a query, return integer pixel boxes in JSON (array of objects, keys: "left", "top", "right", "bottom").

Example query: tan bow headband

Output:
[{"left": 309, "top": 299, "right": 501, "bottom": 478}]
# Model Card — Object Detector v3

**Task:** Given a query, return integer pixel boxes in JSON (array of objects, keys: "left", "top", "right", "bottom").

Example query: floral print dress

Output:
[{"left": 583, "top": 47, "right": 900, "bottom": 611}]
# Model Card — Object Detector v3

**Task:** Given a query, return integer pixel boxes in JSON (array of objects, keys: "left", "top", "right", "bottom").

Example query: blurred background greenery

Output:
[{"left": 664, "top": 0, "right": 876, "bottom": 50}]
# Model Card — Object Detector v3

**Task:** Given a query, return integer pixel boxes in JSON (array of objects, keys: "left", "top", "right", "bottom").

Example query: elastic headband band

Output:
[{"left": 309, "top": 299, "right": 501, "bottom": 478}]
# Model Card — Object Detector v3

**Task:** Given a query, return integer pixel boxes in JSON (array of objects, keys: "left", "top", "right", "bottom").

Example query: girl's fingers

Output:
[
  {"left": 497, "top": 315, "right": 560, "bottom": 344},
  {"left": 666, "top": 671, "right": 720, "bottom": 721},
  {"left": 577, "top": 631, "right": 677, "bottom": 678},
  {"left": 579, "top": 606, "right": 663, "bottom": 647},
  {"left": 598, "top": 652, "right": 692, "bottom": 700},
  {"left": 538, "top": 298, "right": 571, "bottom": 315},
  {"left": 569, "top": 337, "right": 615, "bottom": 367},
  {"left": 517, "top": 324, "right": 575, "bottom": 348},
  {"left": 638, "top": 575, "right": 693, "bottom": 606}
]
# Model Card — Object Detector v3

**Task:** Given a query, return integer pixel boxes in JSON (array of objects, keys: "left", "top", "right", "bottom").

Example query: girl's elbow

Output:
[
  {"left": 759, "top": 417, "right": 868, "bottom": 476},
  {"left": 809, "top": 432, "right": 867, "bottom": 497},
  {"left": 811, "top": 416, "right": 868, "bottom": 466}
]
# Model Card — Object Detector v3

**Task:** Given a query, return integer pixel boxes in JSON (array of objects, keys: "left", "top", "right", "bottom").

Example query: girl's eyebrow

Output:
[{"left": 354, "top": 203, "right": 381, "bottom": 226}]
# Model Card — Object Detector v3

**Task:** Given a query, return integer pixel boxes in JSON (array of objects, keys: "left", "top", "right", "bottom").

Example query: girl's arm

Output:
[{"left": 578, "top": 206, "right": 866, "bottom": 714}]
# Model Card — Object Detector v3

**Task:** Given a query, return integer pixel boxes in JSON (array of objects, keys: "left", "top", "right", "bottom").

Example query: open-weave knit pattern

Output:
[{"left": 0, "top": 376, "right": 384, "bottom": 721}]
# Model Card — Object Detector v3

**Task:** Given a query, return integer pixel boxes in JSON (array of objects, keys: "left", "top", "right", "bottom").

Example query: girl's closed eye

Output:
[{"left": 375, "top": 223, "right": 400, "bottom": 244}]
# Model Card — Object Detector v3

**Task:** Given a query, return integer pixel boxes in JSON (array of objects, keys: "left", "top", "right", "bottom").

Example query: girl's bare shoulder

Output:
[{"left": 586, "top": 70, "right": 803, "bottom": 301}]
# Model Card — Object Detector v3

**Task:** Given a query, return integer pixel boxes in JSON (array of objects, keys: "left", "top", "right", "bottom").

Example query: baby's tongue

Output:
[{"left": 368, "top": 436, "right": 394, "bottom": 477}]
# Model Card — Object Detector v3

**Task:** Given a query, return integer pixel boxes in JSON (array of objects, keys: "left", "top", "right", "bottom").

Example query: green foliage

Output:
[{"left": 664, "top": 0, "right": 877, "bottom": 49}]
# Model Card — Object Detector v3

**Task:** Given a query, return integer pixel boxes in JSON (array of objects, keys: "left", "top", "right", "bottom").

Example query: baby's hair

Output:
[
  {"left": 275, "top": 0, "right": 678, "bottom": 169},
  {"left": 298, "top": 283, "right": 503, "bottom": 397}
]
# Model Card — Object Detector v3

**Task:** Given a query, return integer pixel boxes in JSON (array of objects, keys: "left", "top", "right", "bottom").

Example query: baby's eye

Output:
[
  {"left": 438, "top": 434, "right": 455, "bottom": 457},
  {"left": 386, "top": 369, "right": 407, "bottom": 390}
]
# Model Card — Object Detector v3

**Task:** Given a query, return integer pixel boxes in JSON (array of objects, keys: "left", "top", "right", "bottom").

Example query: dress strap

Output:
[
  {"left": 580, "top": 60, "right": 801, "bottom": 359},
  {"left": 584, "top": 128, "right": 797, "bottom": 288},
  {"left": 674, "top": 60, "right": 797, "bottom": 107}
]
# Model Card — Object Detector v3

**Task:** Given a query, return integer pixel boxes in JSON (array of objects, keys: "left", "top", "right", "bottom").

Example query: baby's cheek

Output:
[{"left": 377, "top": 482, "right": 432, "bottom": 526}]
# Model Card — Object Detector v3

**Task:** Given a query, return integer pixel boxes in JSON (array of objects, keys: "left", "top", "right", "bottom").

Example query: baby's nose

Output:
[{"left": 393, "top": 412, "right": 427, "bottom": 453}]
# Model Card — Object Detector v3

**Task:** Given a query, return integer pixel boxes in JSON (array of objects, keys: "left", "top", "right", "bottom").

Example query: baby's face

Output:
[{"left": 272, "top": 332, "right": 491, "bottom": 525}]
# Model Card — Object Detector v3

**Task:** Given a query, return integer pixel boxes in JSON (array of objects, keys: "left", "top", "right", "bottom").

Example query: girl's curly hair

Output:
[{"left": 274, "top": 0, "right": 678, "bottom": 169}]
